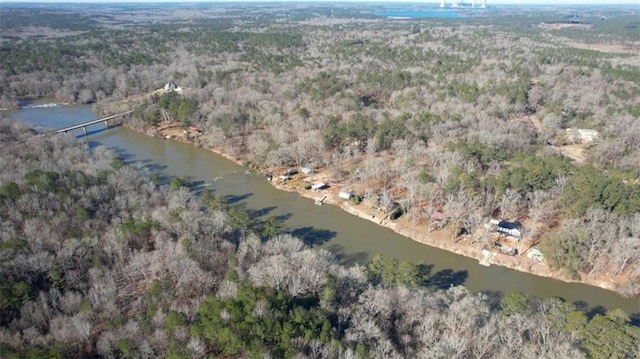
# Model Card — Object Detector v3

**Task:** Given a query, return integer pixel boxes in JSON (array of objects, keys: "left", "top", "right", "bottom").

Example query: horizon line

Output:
[{"left": 0, "top": 0, "right": 639, "bottom": 4}]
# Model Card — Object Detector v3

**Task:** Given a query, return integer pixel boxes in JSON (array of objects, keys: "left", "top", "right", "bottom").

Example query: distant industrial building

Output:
[{"left": 440, "top": 0, "right": 485, "bottom": 8}]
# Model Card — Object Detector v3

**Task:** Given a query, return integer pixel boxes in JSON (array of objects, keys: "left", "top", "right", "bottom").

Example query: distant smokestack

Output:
[
  {"left": 481, "top": 0, "right": 486, "bottom": 7},
  {"left": 472, "top": 0, "right": 476, "bottom": 7},
  {"left": 440, "top": 0, "right": 445, "bottom": 8}
]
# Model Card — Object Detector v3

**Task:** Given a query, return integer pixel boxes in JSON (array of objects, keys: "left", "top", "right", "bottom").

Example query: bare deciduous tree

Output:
[{"left": 445, "top": 191, "right": 472, "bottom": 240}]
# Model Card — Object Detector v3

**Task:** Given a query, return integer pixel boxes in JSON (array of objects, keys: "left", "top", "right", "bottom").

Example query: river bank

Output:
[
  {"left": 128, "top": 122, "right": 627, "bottom": 296},
  {"left": 7, "top": 101, "right": 639, "bottom": 313},
  {"left": 269, "top": 174, "right": 621, "bottom": 294}
]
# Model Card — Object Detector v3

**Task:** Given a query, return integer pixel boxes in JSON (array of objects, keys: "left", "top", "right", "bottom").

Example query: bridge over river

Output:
[{"left": 42, "top": 110, "right": 132, "bottom": 137}]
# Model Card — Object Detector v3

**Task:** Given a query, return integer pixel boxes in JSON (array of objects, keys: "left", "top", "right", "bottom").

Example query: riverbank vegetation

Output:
[
  {"left": 1, "top": 3, "right": 639, "bottom": 299},
  {"left": 1, "top": 121, "right": 639, "bottom": 358}
]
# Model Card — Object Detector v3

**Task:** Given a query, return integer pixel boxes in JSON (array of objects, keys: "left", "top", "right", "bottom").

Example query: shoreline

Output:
[
  {"left": 269, "top": 178, "right": 621, "bottom": 294},
  {"left": 125, "top": 123, "right": 627, "bottom": 297}
]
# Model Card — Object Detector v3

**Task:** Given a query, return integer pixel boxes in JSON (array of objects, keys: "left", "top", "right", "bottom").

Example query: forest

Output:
[
  {"left": 0, "top": 120, "right": 639, "bottom": 358},
  {"left": 1, "top": 2, "right": 640, "bottom": 357}
]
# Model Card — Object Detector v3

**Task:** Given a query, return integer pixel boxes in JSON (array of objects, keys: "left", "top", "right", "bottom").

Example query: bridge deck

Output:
[{"left": 45, "top": 111, "right": 132, "bottom": 135}]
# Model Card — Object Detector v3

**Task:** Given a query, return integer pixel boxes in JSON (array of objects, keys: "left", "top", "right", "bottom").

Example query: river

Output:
[{"left": 3, "top": 103, "right": 638, "bottom": 316}]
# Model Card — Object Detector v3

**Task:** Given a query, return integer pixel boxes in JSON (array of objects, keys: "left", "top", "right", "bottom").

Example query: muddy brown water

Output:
[{"left": 3, "top": 103, "right": 639, "bottom": 316}]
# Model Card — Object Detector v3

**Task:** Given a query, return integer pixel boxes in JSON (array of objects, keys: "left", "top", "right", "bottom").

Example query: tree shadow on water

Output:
[
  {"left": 247, "top": 206, "right": 277, "bottom": 218},
  {"left": 189, "top": 180, "right": 210, "bottom": 194},
  {"left": 111, "top": 158, "right": 168, "bottom": 176},
  {"left": 103, "top": 146, "right": 136, "bottom": 161},
  {"left": 572, "top": 301, "right": 609, "bottom": 320},
  {"left": 222, "top": 193, "right": 253, "bottom": 204},
  {"left": 87, "top": 141, "right": 104, "bottom": 150},
  {"left": 289, "top": 226, "right": 337, "bottom": 246},
  {"left": 571, "top": 302, "right": 640, "bottom": 325},
  {"left": 325, "top": 244, "right": 369, "bottom": 266},
  {"left": 273, "top": 212, "right": 292, "bottom": 222},
  {"left": 586, "top": 305, "right": 607, "bottom": 319},
  {"left": 426, "top": 269, "right": 468, "bottom": 290}
]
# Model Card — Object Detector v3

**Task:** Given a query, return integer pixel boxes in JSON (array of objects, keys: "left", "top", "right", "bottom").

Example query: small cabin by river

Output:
[{"left": 496, "top": 221, "right": 523, "bottom": 241}]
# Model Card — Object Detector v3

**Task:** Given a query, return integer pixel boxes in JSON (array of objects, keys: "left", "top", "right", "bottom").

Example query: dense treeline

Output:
[
  {"left": 1, "top": 122, "right": 639, "bottom": 358},
  {"left": 1, "top": 4, "right": 639, "bottom": 297}
]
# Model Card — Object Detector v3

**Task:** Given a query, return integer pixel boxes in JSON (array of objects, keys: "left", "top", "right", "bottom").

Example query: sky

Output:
[{"left": 0, "top": 0, "right": 638, "bottom": 4}]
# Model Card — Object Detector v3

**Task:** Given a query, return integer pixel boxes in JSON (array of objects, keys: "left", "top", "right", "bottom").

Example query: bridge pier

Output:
[
  {"left": 82, "top": 127, "right": 87, "bottom": 137},
  {"left": 104, "top": 120, "right": 109, "bottom": 132}
]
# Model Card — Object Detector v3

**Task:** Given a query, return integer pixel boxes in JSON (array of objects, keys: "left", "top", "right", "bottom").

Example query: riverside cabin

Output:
[
  {"left": 496, "top": 221, "right": 524, "bottom": 240},
  {"left": 338, "top": 190, "right": 352, "bottom": 200}
]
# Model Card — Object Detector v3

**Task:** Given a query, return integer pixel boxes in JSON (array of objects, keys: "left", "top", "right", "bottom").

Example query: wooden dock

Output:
[{"left": 315, "top": 195, "right": 327, "bottom": 206}]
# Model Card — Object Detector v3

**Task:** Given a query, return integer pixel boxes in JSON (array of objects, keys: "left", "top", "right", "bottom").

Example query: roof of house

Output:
[
  {"left": 338, "top": 191, "right": 352, "bottom": 199},
  {"left": 529, "top": 248, "right": 543, "bottom": 256},
  {"left": 497, "top": 221, "right": 522, "bottom": 230},
  {"left": 496, "top": 221, "right": 524, "bottom": 238}
]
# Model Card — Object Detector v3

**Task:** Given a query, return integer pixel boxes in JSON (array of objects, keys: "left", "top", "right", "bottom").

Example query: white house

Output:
[
  {"left": 496, "top": 220, "right": 523, "bottom": 240},
  {"left": 164, "top": 82, "right": 183, "bottom": 92},
  {"left": 566, "top": 128, "right": 600, "bottom": 143}
]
